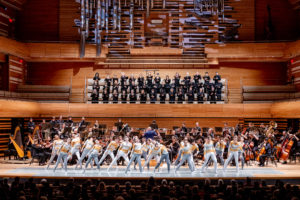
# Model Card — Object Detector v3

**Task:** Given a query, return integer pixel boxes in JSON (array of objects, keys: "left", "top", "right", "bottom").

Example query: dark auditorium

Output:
[{"left": 0, "top": 0, "right": 300, "bottom": 199}]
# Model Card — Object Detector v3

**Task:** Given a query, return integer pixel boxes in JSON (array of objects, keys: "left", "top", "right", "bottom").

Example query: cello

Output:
[{"left": 280, "top": 134, "right": 294, "bottom": 161}]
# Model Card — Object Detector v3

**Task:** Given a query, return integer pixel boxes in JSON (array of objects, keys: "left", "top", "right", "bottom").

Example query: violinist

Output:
[{"left": 258, "top": 138, "right": 272, "bottom": 167}]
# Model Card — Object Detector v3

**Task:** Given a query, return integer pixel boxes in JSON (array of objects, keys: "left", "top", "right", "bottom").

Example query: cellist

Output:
[{"left": 258, "top": 138, "right": 272, "bottom": 167}]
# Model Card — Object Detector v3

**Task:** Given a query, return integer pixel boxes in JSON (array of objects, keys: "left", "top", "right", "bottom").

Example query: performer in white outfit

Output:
[
  {"left": 67, "top": 134, "right": 81, "bottom": 161},
  {"left": 223, "top": 135, "right": 242, "bottom": 172},
  {"left": 143, "top": 141, "right": 161, "bottom": 171},
  {"left": 98, "top": 137, "right": 119, "bottom": 166},
  {"left": 76, "top": 137, "right": 94, "bottom": 169},
  {"left": 175, "top": 139, "right": 194, "bottom": 173},
  {"left": 83, "top": 140, "right": 102, "bottom": 173},
  {"left": 107, "top": 136, "right": 132, "bottom": 171},
  {"left": 125, "top": 137, "right": 143, "bottom": 173},
  {"left": 47, "top": 134, "right": 63, "bottom": 169},
  {"left": 200, "top": 136, "right": 217, "bottom": 173},
  {"left": 53, "top": 138, "right": 71, "bottom": 172}
]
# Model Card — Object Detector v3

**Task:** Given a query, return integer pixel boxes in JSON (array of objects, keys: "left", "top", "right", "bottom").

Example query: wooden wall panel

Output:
[
  {"left": 16, "top": 0, "right": 59, "bottom": 41},
  {"left": 26, "top": 61, "right": 287, "bottom": 90},
  {"left": 0, "top": 118, "right": 11, "bottom": 156},
  {"left": 8, "top": 55, "right": 26, "bottom": 91},
  {"left": 255, "top": 0, "right": 300, "bottom": 41},
  {"left": 0, "top": 100, "right": 272, "bottom": 119},
  {"left": 228, "top": 0, "right": 255, "bottom": 41},
  {"left": 271, "top": 101, "right": 300, "bottom": 118},
  {"left": 59, "top": 0, "right": 80, "bottom": 41}
]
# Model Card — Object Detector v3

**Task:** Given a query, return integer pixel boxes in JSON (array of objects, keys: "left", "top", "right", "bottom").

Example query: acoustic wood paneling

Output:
[
  {"left": 289, "top": 55, "right": 300, "bottom": 91},
  {"left": 8, "top": 55, "right": 26, "bottom": 91},
  {"left": 0, "top": 3, "right": 17, "bottom": 38},
  {"left": 228, "top": 0, "right": 255, "bottom": 41},
  {"left": 16, "top": 0, "right": 59, "bottom": 41},
  {"left": 271, "top": 101, "right": 300, "bottom": 118},
  {"left": 59, "top": 0, "right": 80, "bottom": 41},
  {"left": 0, "top": 36, "right": 30, "bottom": 59},
  {"left": 0, "top": 118, "right": 11, "bottom": 156},
  {"left": 0, "top": 99, "right": 272, "bottom": 118},
  {"left": 26, "top": 61, "right": 287, "bottom": 91},
  {"left": 255, "top": 0, "right": 300, "bottom": 41}
]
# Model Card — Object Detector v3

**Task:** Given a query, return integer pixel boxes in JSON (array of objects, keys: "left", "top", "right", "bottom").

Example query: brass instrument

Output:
[
  {"left": 10, "top": 126, "right": 25, "bottom": 158},
  {"left": 266, "top": 121, "right": 277, "bottom": 137}
]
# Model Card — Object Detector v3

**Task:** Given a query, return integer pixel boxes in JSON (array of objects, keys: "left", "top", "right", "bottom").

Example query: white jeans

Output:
[
  {"left": 223, "top": 151, "right": 239, "bottom": 172},
  {"left": 143, "top": 153, "right": 160, "bottom": 169},
  {"left": 201, "top": 152, "right": 217, "bottom": 173},
  {"left": 68, "top": 147, "right": 80, "bottom": 161},
  {"left": 108, "top": 151, "right": 129, "bottom": 170},
  {"left": 98, "top": 150, "right": 115, "bottom": 165}
]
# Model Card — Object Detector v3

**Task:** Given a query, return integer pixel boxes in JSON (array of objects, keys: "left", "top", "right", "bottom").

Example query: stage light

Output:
[
  {"left": 9, "top": 18, "right": 13, "bottom": 23},
  {"left": 19, "top": 59, "right": 23, "bottom": 64}
]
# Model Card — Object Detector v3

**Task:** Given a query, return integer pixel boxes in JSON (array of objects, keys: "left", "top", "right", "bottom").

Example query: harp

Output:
[{"left": 9, "top": 126, "right": 25, "bottom": 158}]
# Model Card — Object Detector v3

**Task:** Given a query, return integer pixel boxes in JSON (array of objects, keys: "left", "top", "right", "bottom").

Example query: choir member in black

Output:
[
  {"left": 129, "top": 90, "right": 137, "bottom": 104},
  {"left": 105, "top": 75, "right": 112, "bottom": 88},
  {"left": 129, "top": 74, "right": 136, "bottom": 93},
  {"left": 146, "top": 72, "right": 153, "bottom": 91},
  {"left": 203, "top": 72, "right": 210, "bottom": 93},
  {"left": 92, "top": 80, "right": 100, "bottom": 94},
  {"left": 91, "top": 89, "right": 99, "bottom": 104},
  {"left": 120, "top": 84, "right": 128, "bottom": 94},
  {"left": 153, "top": 81, "right": 162, "bottom": 94},
  {"left": 213, "top": 72, "right": 221, "bottom": 84},
  {"left": 102, "top": 89, "right": 109, "bottom": 104},
  {"left": 79, "top": 117, "right": 86, "bottom": 129},
  {"left": 121, "top": 90, "right": 127, "bottom": 104},
  {"left": 174, "top": 72, "right": 181, "bottom": 91},
  {"left": 159, "top": 88, "right": 166, "bottom": 104},
  {"left": 187, "top": 86, "right": 194, "bottom": 104},
  {"left": 169, "top": 88, "right": 176, "bottom": 104},
  {"left": 183, "top": 72, "right": 191, "bottom": 93},
  {"left": 120, "top": 72, "right": 128, "bottom": 90},
  {"left": 209, "top": 86, "right": 216, "bottom": 104},
  {"left": 150, "top": 88, "right": 157, "bottom": 104},
  {"left": 194, "top": 71, "right": 201, "bottom": 85},
  {"left": 140, "top": 89, "right": 147, "bottom": 104},
  {"left": 138, "top": 74, "right": 145, "bottom": 88},
  {"left": 28, "top": 118, "right": 35, "bottom": 134},
  {"left": 197, "top": 88, "right": 205, "bottom": 104},
  {"left": 177, "top": 89, "right": 184, "bottom": 104},
  {"left": 215, "top": 79, "right": 223, "bottom": 101},
  {"left": 154, "top": 73, "right": 161, "bottom": 85},
  {"left": 112, "top": 90, "right": 119, "bottom": 104},
  {"left": 258, "top": 138, "right": 272, "bottom": 167},
  {"left": 112, "top": 80, "right": 119, "bottom": 93},
  {"left": 164, "top": 75, "right": 171, "bottom": 93},
  {"left": 112, "top": 74, "right": 119, "bottom": 84},
  {"left": 93, "top": 72, "right": 100, "bottom": 81}
]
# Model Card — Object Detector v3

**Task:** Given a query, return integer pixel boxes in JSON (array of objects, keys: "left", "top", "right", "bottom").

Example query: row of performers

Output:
[
  {"left": 92, "top": 72, "right": 222, "bottom": 92},
  {"left": 39, "top": 128, "right": 299, "bottom": 173},
  {"left": 91, "top": 87, "right": 222, "bottom": 104}
]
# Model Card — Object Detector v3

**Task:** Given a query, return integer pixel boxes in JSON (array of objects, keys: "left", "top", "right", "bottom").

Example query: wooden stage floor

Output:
[{"left": 0, "top": 158, "right": 300, "bottom": 181}]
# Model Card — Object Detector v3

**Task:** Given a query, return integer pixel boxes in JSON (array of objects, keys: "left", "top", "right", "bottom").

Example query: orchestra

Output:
[{"left": 9, "top": 117, "right": 300, "bottom": 174}]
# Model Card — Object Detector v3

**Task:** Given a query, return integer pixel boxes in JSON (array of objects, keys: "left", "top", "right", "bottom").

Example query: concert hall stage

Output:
[{"left": 1, "top": 160, "right": 300, "bottom": 181}]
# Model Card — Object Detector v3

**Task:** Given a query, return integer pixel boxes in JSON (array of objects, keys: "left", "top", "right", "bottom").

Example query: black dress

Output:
[
  {"left": 91, "top": 93, "right": 99, "bottom": 104},
  {"left": 121, "top": 94, "right": 127, "bottom": 104},
  {"left": 140, "top": 93, "right": 147, "bottom": 104}
]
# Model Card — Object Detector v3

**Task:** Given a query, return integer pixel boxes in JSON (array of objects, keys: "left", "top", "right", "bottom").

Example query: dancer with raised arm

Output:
[
  {"left": 76, "top": 137, "right": 94, "bottom": 169},
  {"left": 223, "top": 135, "right": 242, "bottom": 173},
  {"left": 175, "top": 138, "right": 194, "bottom": 173},
  {"left": 53, "top": 138, "right": 71, "bottom": 172},
  {"left": 107, "top": 136, "right": 132, "bottom": 171},
  {"left": 83, "top": 140, "right": 102, "bottom": 173},
  {"left": 125, "top": 137, "right": 143, "bottom": 173},
  {"left": 200, "top": 136, "right": 218, "bottom": 174},
  {"left": 98, "top": 136, "right": 119, "bottom": 166},
  {"left": 47, "top": 134, "right": 63, "bottom": 169},
  {"left": 143, "top": 140, "right": 161, "bottom": 171}
]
